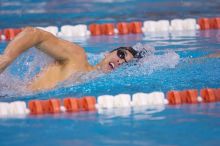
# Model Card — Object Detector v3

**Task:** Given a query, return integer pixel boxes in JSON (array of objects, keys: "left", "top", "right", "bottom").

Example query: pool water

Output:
[{"left": 0, "top": 0, "right": 220, "bottom": 146}]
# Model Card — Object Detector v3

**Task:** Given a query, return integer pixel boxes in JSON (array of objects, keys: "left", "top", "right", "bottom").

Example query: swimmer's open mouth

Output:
[{"left": 109, "top": 62, "right": 115, "bottom": 70}]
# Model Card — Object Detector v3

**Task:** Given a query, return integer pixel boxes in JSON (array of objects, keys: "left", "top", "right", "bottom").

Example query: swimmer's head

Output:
[{"left": 97, "top": 47, "right": 141, "bottom": 72}]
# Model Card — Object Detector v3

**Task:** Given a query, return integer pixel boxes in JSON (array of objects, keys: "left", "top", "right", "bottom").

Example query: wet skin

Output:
[{"left": 0, "top": 27, "right": 134, "bottom": 91}]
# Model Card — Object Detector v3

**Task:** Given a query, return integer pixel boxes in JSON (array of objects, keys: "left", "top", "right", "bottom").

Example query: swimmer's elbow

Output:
[
  {"left": 22, "top": 26, "right": 39, "bottom": 37},
  {"left": 22, "top": 26, "right": 51, "bottom": 43}
]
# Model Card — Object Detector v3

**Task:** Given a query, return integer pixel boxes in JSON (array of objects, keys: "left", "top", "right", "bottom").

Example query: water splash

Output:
[
  {"left": 133, "top": 42, "right": 155, "bottom": 57},
  {"left": 112, "top": 43, "right": 180, "bottom": 77},
  {"left": 0, "top": 48, "right": 54, "bottom": 97}
]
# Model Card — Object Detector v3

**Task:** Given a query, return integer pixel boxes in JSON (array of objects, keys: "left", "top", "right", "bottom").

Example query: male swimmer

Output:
[
  {"left": 0, "top": 27, "right": 220, "bottom": 92},
  {"left": 0, "top": 27, "right": 140, "bottom": 91}
]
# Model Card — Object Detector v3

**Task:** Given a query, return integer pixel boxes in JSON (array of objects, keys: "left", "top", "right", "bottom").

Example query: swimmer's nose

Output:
[
  {"left": 117, "top": 59, "right": 125, "bottom": 65},
  {"left": 117, "top": 60, "right": 121, "bottom": 65}
]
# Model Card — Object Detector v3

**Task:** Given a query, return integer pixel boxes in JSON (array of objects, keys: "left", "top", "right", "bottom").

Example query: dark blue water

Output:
[
  {"left": 0, "top": 0, "right": 220, "bottom": 28},
  {"left": 0, "top": 0, "right": 220, "bottom": 146}
]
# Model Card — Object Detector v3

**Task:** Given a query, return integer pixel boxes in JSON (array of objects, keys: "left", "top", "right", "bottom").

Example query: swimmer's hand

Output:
[
  {"left": 0, "top": 55, "right": 10, "bottom": 74},
  {"left": 190, "top": 52, "right": 220, "bottom": 63}
]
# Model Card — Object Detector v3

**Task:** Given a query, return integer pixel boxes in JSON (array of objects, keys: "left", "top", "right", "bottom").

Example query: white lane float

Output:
[
  {"left": 0, "top": 101, "right": 29, "bottom": 117},
  {"left": 96, "top": 92, "right": 167, "bottom": 109},
  {"left": 156, "top": 20, "right": 170, "bottom": 32},
  {"left": 97, "top": 95, "right": 115, "bottom": 109},
  {"left": 170, "top": 18, "right": 199, "bottom": 31},
  {"left": 132, "top": 92, "right": 167, "bottom": 106},
  {"left": 60, "top": 24, "right": 89, "bottom": 37},
  {"left": 170, "top": 19, "right": 184, "bottom": 31},
  {"left": 142, "top": 20, "right": 170, "bottom": 32},
  {"left": 37, "top": 26, "right": 58, "bottom": 36},
  {"left": 182, "top": 18, "right": 197, "bottom": 30},
  {"left": 143, "top": 21, "right": 157, "bottom": 32},
  {"left": 0, "top": 102, "right": 10, "bottom": 116},
  {"left": 9, "top": 101, "right": 29, "bottom": 115},
  {"left": 132, "top": 92, "right": 149, "bottom": 106},
  {"left": 114, "top": 94, "right": 131, "bottom": 108},
  {"left": 45, "top": 26, "right": 59, "bottom": 36}
]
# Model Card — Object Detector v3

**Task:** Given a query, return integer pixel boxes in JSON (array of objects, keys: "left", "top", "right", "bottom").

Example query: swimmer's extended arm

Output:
[
  {"left": 0, "top": 27, "right": 85, "bottom": 73},
  {"left": 205, "top": 53, "right": 220, "bottom": 58},
  {"left": 189, "top": 52, "right": 220, "bottom": 63},
  {"left": 195, "top": 52, "right": 220, "bottom": 60}
]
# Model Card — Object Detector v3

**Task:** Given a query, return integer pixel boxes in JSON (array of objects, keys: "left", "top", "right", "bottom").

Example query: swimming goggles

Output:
[{"left": 117, "top": 49, "right": 127, "bottom": 63}]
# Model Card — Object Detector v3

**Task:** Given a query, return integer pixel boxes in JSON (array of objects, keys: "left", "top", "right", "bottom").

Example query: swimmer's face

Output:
[{"left": 99, "top": 49, "right": 134, "bottom": 72}]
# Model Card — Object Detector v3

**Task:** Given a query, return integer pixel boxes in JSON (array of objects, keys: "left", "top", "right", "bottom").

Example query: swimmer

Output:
[{"left": 0, "top": 27, "right": 139, "bottom": 91}]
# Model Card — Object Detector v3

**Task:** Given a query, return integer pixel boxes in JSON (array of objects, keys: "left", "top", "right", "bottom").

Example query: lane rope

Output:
[
  {"left": 0, "top": 17, "right": 219, "bottom": 41},
  {"left": 0, "top": 88, "right": 219, "bottom": 117}
]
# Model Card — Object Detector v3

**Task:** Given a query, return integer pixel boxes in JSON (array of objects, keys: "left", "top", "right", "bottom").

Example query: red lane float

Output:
[
  {"left": 28, "top": 98, "right": 61, "bottom": 114},
  {"left": 129, "top": 21, "right": 142, "bottom": 34},
  {"left": 167, "top": 89, "right": 198, "bottom": 105},
  {"left": 89, "top": 24, "right": 102, "bottom": 36},
  {"left": 214, "top": 88, "right": 220, "bottom": 101},
  {"left": 0, "top": 30, "right": 2, "bottom": 41},
  {"left": 4, "top": 29, "right": 16, "bottom": 41},
  {"left": 101, "top": 23, "right": 115, "bottom": 35},
  {"left": 179, "top": 90, "right": 188, "bottom": 103},
  {"left": 46, "top": 99, "right": 61, "bottom": 113},
  {"left": 28, "top": 100, "right": 44, "bottom": 114},
  {"left": 117, "top": 22, "right": 130, "bottom": 35},
  {"left": 198, "top": 17, "right": 220, "bottom": 30},
  {"left": 80, "top": 96, "right": 96, "bottom": 111},
  {"left": 3, "top": 28, "right": 22, "bottom": 41},
  {"left": 198, "top": 18, "right": 211, "bottom": 30},
  {"left": 63, "top": 98, "right": 80, "bottom": 112},
  {"left": 184, "top": 89, "right": 198, "bottom": 104},
  {"left": 211, "top": 18, "right": 220, "bottom": 29},
  {"left": 167, "top": 91, "right": 182, "bottom": 105},
  {"left": 89, "top": 23, "right": 115, "bottom": 35},
  {"left": 28, "top": 96, "right": 96, "bottom": 115},
  {"left": 200, "top": 88, "right": 218, "bottom": 102}
]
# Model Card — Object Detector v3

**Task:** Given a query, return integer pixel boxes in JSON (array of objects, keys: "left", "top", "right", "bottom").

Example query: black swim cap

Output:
[{"left": 110, "top": 47, "right": 142, "bottom": 58}]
